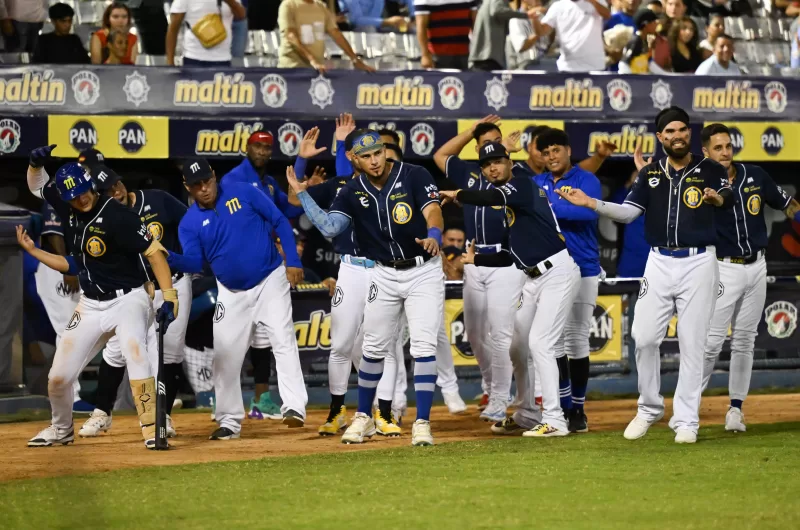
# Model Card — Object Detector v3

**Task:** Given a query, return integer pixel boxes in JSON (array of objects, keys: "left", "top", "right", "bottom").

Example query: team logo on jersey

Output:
[
  {"left": 682, "top": 186, "right": 702, "bottom": 208},
  {"left": 213, "top": 302, "right": 225, "bottom": 323},
  {"left": 260, "top": 74, "right": 288, "bottom": 108},
  {"left": 505, "top": 207, "right": 515, "bottom": 227},
  {"left": 718, "top": 282, "right": 724, "bottom": 298},
  {"left": 123, "top": 71, "right": 150, "bottom": 107},
  {"left": 147, "top": 221, "right": 164, "bottom": 241},
  {"left": 764, "top": 301, "right": 797, "bottom": 339},
  {"left": 747, "top": 194, "right": 761, "bottom": 215},
  {"left": 649, "top": 80, "right": 673, "bottom": 110},
  {"left": 85, "top": 236, "right": 106, "bottom": 257},
  {"left": 359, "top": 196, "right": 370, "bottom": 208},
  {"left": 71, "top": 70, "right": 100, "bottom": 106},
  {"left": 331, "top": 286, "right": 343, "bottom": 307},
  {"left": 607, "top": 79, "right": 633, "bottom": 112},
  {"left": 66, "top": 311, "right": 81, "bottom": 330},
  {"left": 638, "top": 278, "right": 648, "bottom": 299},
  {"left": 392, "top": 202, "right": 413, "bottom": 224},
  {"left": 764, "top": 81, "right": 787, "bottom": 114},
  {"left": 484, "top": 77, "right": 509, "bottom": 111},
  {"left": 648, "top": 177, "right": 659, "bottom": 188},
  {"left": 438, "top": 77, "right": 465, "bottom": 110},
  {"left": 0, "top": 119, "right": 21, "bottom": 154},
  {"left": 367, "top": 282, "right": 378, "bottom": 303},
  {"left": 278, "top": 122, "right": 303, "bottom": 157},
  {"left": 308, "top": 75, "right": 335, "bottom": 109},
  {"left": 410, "top": 123, "right": 435, "bottom": 156}
]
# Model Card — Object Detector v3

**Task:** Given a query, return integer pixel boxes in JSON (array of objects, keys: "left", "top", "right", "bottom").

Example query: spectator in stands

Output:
[
  {"left": 167, "top": 0, "right": 246, "bottom": 67},
  {"left": 619, "top": 8, "right": 669, "bottom": 73},
  {"left": 0, "top": 0, "right": 47, "bottom": 53},
  {"left": 91, "top": 3, "right": 138, "bottom": 65},
  {"left": 469, "top": 0, "right": 538, "bottom": 70},
  {"left": 104, "top": 29, "right": 133, "bottom": 65},
  {"left": 695, "top": 32, "right": 740, "bottom": 75},
  {"left": 668, "top": 16, "right": 702, "bottom": 72},
  {"left": 415, "top": 0, "right": 477, "bottom": 70},
  {"left": 128, "top": 0, "right": 169, "bottom": 55},
  {"left": 231, "top": 0, "right": 249, "bottom": 58},
  {"left": 507, "top": 0, "right": 545, "bottom": 70},
  {"left": 338, "top": 0, "right": 412, "bottom": 32},
  {"left": 658, "top": 0, "right": 685, "bottom": 36},
  {"left": 31, "top": 3, "right": 89, "bottom": 65},
  {"left": 605, "top": 0, "right": 638, "bottom": 30},
  {"left": 699, "top": 13, "right": 723, "bottom": 59},
  {"left": 647, "top": 0, "right": 664, "bottom": 14},
  {"left": 277, "top": 0, "right": 375, "bottom": 72},
  {"left": 532, "top": 0, "right": 611, "bottom": 72}
]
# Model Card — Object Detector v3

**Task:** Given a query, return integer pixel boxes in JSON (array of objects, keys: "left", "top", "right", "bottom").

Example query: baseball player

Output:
[
  {"left": 24, "top": 149, "right": 178, "bottom": 448},
  {"left": 518, "top": 125, "right": 616, "bottom": 177},
  {"left": 433, "top": 116, "right": 529, "bottom": 421},
  {"left": 166, "top": 158, "right": 307, "bottom": 440},
  {"left": 77, "top": 165, "right": 190, "bottom": 439},
  {"left": 533, "top": 129, "right": 602, "bottom": 433},
  {"left": 698, "top": 123, "right": 800, "bottom": 432},
  {"left": 557, "top": 106, "right": 733, "bottom": 443},
  {"left": 440, "top": 142, "right": 581, "bottom": 436},
  {"left": 288, "top": 130, "right": 444, "bottom": 446}
]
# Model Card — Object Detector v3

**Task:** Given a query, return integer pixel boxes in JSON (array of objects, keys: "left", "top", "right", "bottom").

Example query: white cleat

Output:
[
  {"left": 79, "top": 409, "right": 112, "bottom": 437},
  {"left": 166, "top": 415, "right": 177, "bottom": 438},
  {"left": 725, "top": 407, "right": 746, "bottom": 432},
  {"left": 411, "top": 419, "right": 434, "bottom": 446},
  {"left": 341, "top": 412, "right": 376, "bottom": 444},
  {"left": 28, "top": 425, "right": 75, "bottom": 447},
  {"left": 442, "top": 390, "right": 467, "bottom": 415},
  {"left": 623, "top": 412, "right": 664, "bottom": 440},
  {"left": 674, "top": 428, "right": 697, "bottom": 444}
]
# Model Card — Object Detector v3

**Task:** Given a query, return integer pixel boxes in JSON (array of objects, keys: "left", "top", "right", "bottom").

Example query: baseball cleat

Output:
[
  {"left": 282, "top": 409, "right": 305, "bottom": 428},
  {"left": 209, "top": 427, "right": 240, "bottom": 440},
  {"left": 568, "top": 409, "right": 589, "bottom": 433},
  {"left": 28, "top": 425, "right": 75, "bottom": 447},
  {"left": 725, "top": 407, "right": 746, "bottom": 432},
  {"left": 375, "top": 410, "right": 402, "bottom": 437},
  {"left": 522, "top": 423, "right": 569, "bottom": 437},
  {"left": 623, "top": 412, "right": 664, "bottom": 440},
  {"left": 411, "top": 419, "right": 434, "bottom": 446},
  {"left": 491, "top": 416, "right": 527, "bottom": 436},
  {"left": 479, "top": 399, "right": 507, "bottom": 423},
  {"left": 79, "top": 409, "right": 112, "bottom": 437},
  {"left": 674, "top": 428, "right": 697, "bottom": 444},
  {"left": 248, "top": 394, "right": 282, "bottom": 420},
  {"left": 166, "top": 415, "right": 177, "bottom": 438},
  {"left": 172, "top": 398, "right": 183, "bottom": 410},
  {"left": 341, "top": 412, "right": 376, "bottom": 444},
  {"left": 477, "top": 393, "right": 489, "bottom": 411},
  {"left": 442, "top": 390, "right": 467, "bottom": 415},
  {"left": 319, "top": 405, "right": 348, "bottom": 436}
]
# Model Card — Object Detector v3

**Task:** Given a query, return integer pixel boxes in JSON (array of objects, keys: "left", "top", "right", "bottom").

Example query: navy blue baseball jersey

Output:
[
  {"left": 329, "top": 161, "right": 440, "bottom": 262},
  {"left": 535, "top": 167, "right": 601, "bottom": 277},
  {"left": 715, "top": 163, "right": 792, "bottom": 257},
  {"left": 41, "top": 201, "right": 65, "bottom": 238},
  {"left": 445, "top": 156, "right": 529, "bottom": 246},
  {"left": 131, "top": 189, "right": 188, "bottom": 285},
  {"left": 42, "top": 181, "right": 153, "bottom": 298},
  {"left": 306, "top": 175, "right": 360, "bottom": 257},
  {"left": 625, "top": 155, "right": 730, "bottom": 248}
]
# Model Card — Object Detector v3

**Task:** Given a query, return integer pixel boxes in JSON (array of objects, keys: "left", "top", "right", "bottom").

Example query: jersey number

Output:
[{"left": 226, "top": 198, "right": 241, "bottom": 214}]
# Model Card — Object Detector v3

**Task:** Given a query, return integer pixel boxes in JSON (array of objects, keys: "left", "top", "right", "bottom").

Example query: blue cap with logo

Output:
[
  {"left": 55, "top": 162, "right": 95, "bottom": 201},
  {"left": 351, "top": 131, "right": 384, "bottom": 156}
]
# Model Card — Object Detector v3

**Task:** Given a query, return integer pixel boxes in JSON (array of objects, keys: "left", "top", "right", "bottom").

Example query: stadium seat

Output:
[
  {"left": 324, "top": 35, "right": 342, "bottom": 58},
  {"left": 402, "top": 34, "right": 421, "bottom": 60},
  {"left": 136, "top": 54, "right": 168, "bottom": 66},
  {"left": 0, "top": 52, "right": 30, "bottom": 64},
  {"left": 263, "top": 31, "right": 280, "bottom": 57},
  {"left": 76, "top": 1, "right": 103, "bottom": 26},
  {"left": 74, "top": 24, "right": 97, "bottom": 47}
]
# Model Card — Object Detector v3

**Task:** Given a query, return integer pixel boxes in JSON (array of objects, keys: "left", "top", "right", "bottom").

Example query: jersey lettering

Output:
[{"left": 226, "top": 198, "right": 242, "bottom": 214}]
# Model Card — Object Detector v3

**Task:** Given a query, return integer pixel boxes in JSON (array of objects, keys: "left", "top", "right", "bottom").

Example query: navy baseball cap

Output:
[
  {"left": 91, "top": 164, "right": 121, "bottom": 192},
  {"left": 478, "top": 142, "right": 510, "bottom": 165},
  {"left": 78, "top": 148, "right": 104, "bottom": 165},
  {"left": 182, "top": 158, "right": 214, "bottom": 184}
]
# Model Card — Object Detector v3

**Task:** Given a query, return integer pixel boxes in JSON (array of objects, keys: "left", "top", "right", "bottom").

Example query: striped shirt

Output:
[{"left": 415, "top": 0, "right": 476, "bottom": 57}]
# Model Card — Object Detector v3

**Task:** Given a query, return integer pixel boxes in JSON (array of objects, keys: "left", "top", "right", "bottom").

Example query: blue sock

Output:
[
  {"left": 357, "top": 356, "right": 384, "bottom": 416},
  {"left": 730, "top": 399, "right": 743, "bottom": 410},
  {"left": 413, "top": 355, "right": 437, "bottom": 421}
]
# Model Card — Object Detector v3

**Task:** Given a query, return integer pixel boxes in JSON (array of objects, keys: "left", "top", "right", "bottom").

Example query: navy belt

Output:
[
  {"left": 84, "top": 287, "right": 133, "bottom": 302},
  {"left": 654, "top": 247, "right": 706, "bottom": 258}
]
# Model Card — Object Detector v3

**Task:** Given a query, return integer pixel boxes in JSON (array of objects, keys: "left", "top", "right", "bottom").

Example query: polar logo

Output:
[
  {"left": 410, "top": 123, "right": 434, "bottom": 156},
  {"left": 118, "top": 121, "right": 146, "bottom": 153},
  {"left": 69, "top": 120, "right": 97, "bottom": 151}
]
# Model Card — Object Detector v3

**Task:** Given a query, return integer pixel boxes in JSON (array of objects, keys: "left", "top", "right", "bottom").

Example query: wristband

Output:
[
  {"left": 427, "top": 227, "right": 442, "bottom": 246},
  {"left": 294, "top": 157, "right": 308, "bottom": 181},
  {"left": 794, "top": 211, "right": 800, "bottom": 223}
]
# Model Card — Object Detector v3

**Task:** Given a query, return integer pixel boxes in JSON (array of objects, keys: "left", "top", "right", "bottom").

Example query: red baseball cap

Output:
[{"left": 248, "top": 131, "right": 273, "bottom": 146}]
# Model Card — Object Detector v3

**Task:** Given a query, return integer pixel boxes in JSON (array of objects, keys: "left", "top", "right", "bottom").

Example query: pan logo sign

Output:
[
  {"left": 70, "top": 120, "right": 97, "bottom": 151},
  {"left": 449, "top": 310, "right": 473, "bottom": 359},
  {"left": 728, "top": 126, "right": 744, "bottom": 156},
  {"left": 118, "top": 121, "right": 146, "bottom": 153},
  {"left": 761, "top": 126, "right": 784, "bottom": 157}
]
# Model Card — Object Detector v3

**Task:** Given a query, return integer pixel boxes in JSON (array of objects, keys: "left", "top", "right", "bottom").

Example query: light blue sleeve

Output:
[
  {"left": 297, "top": 190, "right": 351, "bottom": 237},
  {"left": 336, "top": 140, "right": 353, "bottom": 176},
  {"left": 340, "top": 0, "right": 384, "bottom": 28}
]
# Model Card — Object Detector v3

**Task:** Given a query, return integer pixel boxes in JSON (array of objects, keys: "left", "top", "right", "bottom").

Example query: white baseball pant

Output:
[
  {"left": 701, "top": 256, "right": 767, "bottom": 402},
  {"left": 213, "top": 266, "right": 308, "bottom": 434},
  {"left": 48, "top": 288, "right": 154, "bottom": 430},
  {"left": 632, "top": 248, "right": 719, "bottom": 434},
  {"left": 328, "top": 259, "right": 369, "bottom": 396},
  {"left": 554, "top": 276, "right": 599, "bottom": 360},
  {"left": 462, "top": 263, "right": 525, "bottom": 404},
  {"left": 34, "top": 264, "right": 82, "bottom": 402},
  {"left": 513, "top": 250, "right": 580, "bottom": 431},
  {"left": 509, "top": 325, "right": 541, "bottom": 429}
]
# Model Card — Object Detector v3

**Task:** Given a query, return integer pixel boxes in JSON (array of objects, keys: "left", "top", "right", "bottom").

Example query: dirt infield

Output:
[{"left": 2, "top": 394, "right": 799, "bottom": 482}]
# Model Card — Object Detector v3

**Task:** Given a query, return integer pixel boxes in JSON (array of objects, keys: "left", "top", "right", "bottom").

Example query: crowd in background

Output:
[{"left": 0, "top": 0, "right": 796, "bottom": 70}]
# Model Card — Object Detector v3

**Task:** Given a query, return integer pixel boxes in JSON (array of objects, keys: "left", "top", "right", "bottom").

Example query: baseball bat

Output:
[{"left": 155, "top": 321, "right": 169, "bottom": 450}]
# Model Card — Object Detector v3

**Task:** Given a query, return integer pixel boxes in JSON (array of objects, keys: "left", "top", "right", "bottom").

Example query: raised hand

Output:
[
  {"left": 595, "top": 140, "right": 618, "bottom": 158},
  {"left": 298, "top": 126, "right": 328, "bottom": 159},
  {"left": 335, "top": 113, "right": 356, "bottom": 142},
  {"left": 16, "top": 225, "right": 35, "bottom": 252},
  {"left": 503, "top": 131, "right": 523, "bottom": 153},
  {"left": 308, "top": 166, "right": 326, "bottom": 186},
  {"left": 286, "top": 165, "right": 308, "bottom": 194},
  {"left": 29, "top": 144, "right": 56, "bottom": 168},
  {"left": 633, "top": 139, "right": 652, "bottom": 171}
]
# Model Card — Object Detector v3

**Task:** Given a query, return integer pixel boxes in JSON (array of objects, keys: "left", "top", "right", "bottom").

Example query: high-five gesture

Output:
[
  {"left": 502, "top": 131, "right": 522, "bottom": 153},
  {"left": 298, "top": 127, "right": 327, "bottom": 159},
  {"left": 335, "top": 113, "right": 356, "bottom": 142},
  {"left": 286, "top": 165, "right": 308, "bottom": 194}
]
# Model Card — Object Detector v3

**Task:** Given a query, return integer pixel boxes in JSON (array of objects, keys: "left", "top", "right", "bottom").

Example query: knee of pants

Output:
[
  {"left": 103, "top": 345, "right": 126, "bottom": 368},
  {"left": 408, "top": 337, "right": 437, "bottom": 359},
  {"left": 329, "top": 349, "right": 353, "bottom": 365},
  {"left": 563, "top": 321, "right": 590, "bottom": 359},
  {"left": 331, "top": 333, "right": 358, "bottom": 362},
  {"left": 47, "top": 370, "right": 75, "bottom": 398},
  {"left": 730, "top": 330, "right": 757, "bottom": 357},
  {"left": 630, "top": 324, "right": 663, "bottom": 351}
]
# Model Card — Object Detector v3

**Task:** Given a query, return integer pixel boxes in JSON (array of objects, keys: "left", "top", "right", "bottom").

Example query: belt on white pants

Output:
[
  {"left": 718, "top": 249, "right": 764, "bottom": 265},
  {"left": 522, "top": 248, "right": 570, "bottom": 279},
  {"left": 340, "top": 254, "right": 376, "bottom": 268}
]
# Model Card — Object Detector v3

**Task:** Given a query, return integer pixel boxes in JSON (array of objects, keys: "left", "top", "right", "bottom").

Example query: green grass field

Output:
[{"left": 2, "top": 423, "right": 799, "bottom": 530}]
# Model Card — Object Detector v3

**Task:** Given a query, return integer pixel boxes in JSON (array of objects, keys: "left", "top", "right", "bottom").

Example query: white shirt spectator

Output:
[
  {"left": 695, "top": 55, "right": 741, "bottom": 75},
  {"left": 540, "top": 0, "right": 608, "bottom": 72},
  {"left": 508, "top": 17, "right": 539, "bottom": 68},
  {"left": 171, "top": 0, "right": 235, "bottom": 62},
  {"left": 1, "top": 0, "right": 47, "bottom": 23}
]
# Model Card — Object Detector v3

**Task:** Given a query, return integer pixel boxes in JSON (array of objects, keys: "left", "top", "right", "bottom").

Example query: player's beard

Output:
[{"left": 663, "top": 139, "right": 690, "bottom": 159}]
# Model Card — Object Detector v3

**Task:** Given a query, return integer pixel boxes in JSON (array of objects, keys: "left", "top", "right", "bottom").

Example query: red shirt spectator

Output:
[
  {"left": 90, "top": 2, "right": 138, "bottom": 64},
  {"left": 415, "top": 0, "right": 477, "bottom": 70}
]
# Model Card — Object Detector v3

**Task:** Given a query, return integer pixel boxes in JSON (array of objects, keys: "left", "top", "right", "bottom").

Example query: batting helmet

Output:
[{"left": 55, "top": 162, "right": 95, "bottom": 201}]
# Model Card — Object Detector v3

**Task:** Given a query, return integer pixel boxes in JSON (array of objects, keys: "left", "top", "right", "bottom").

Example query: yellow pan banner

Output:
[
  {"left": 705, "top": 121, "right": 800, "bottom": 162},
  {"left": 48, "top": 115, "right": 169, "bottom": 159},
  {"left": 456, "top": 119, "right": 565, "bottom": 161}
]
